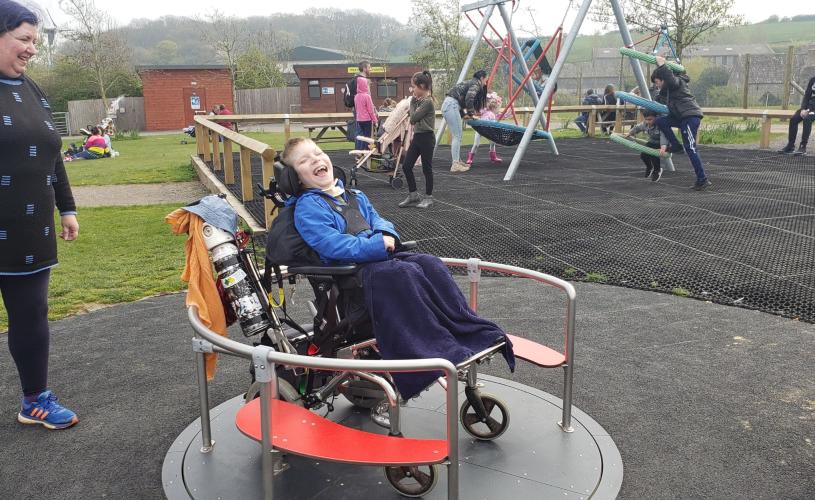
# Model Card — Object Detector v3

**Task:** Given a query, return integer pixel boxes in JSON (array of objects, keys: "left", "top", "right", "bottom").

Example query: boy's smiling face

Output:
[{"left": 289, "top": 140, "right": 335, "bottom": 190}]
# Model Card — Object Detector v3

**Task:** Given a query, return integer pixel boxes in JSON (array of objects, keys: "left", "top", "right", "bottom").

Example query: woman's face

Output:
[
  {"left": 0, "top": 23, "right": 38, "bottom": 78},
  {"left": 290, "top": 141, "right": 335, "bottom": 191},
  {"left": 411, "top": 81, "right": 428, "bottom": 98}
]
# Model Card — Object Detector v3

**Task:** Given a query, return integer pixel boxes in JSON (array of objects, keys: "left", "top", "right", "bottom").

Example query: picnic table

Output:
[{"left": 305, "top": 122, "right": 349, "bottom": 143}]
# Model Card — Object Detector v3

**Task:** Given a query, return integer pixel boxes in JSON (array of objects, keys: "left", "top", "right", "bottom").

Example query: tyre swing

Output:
[
  {"left": 467, "top": 119, "right": 552, "bottom": 147},
  {"left": 609, "top": 133, "right": 672, "bottom": 158}
]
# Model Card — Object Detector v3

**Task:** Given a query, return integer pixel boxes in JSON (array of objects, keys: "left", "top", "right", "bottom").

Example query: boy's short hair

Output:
[
  {"left": 642, "top": 109, "right": 658, "bottom": 118},
  {"left": 281, "top": 137, "right": 313, "bottom": 166}
]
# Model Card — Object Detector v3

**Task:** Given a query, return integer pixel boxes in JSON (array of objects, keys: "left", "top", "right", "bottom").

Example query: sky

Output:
[{"left": 38, "top": 0, "right": 809, "bottom": 34}]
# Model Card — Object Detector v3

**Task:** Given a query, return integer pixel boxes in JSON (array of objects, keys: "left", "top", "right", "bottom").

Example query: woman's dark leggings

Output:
[
  {"left": 0, "top": 269, "right": 50, "bottom": 396},
  {"left": 403, "top": 131, "right": 436, "bottom": 195}
]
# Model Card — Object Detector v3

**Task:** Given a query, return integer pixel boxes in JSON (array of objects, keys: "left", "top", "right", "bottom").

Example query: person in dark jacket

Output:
[
  {"left": 442, "top": 69, "right": 488, "bottom": 172},
  {"left": 778, "top": 75, "right": 815, "bottom": 155},
  {"left": 652, "top": 55, "right": 710, "bottom": 190},
  {"left": 575, "top": 89, "right": 603, "bottom": 134},
  {"left": 0, "top": 0, "right": 80, "bottom": 430},
  {"left": 600, "top": 84, "right": 617, "bottom": 134}
]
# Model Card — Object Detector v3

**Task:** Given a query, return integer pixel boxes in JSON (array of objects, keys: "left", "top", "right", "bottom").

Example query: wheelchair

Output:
[{"left": 211, "top": 163, "right": 513, "bottom": 496}]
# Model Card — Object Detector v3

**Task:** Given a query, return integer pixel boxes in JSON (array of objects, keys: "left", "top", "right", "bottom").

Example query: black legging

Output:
[
  {"left": 787, "top": 109, "right": 815, "bottom": 147},
  {"left": 403, "top": 131, "right": 435, "bottom": 195},
  {"left": 0, "top": 269, "right": 50, "bottom": 396}
]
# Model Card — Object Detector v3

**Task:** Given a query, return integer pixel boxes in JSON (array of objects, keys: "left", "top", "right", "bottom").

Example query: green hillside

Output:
[{"left": 557, "top": 20, "right": 815, "bottom": 63}]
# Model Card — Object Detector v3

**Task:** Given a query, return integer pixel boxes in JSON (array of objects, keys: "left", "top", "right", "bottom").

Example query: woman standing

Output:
[
  {"left": 0, "top": 0, "right": 80, "bottom": 430},
  {"left": 441, "top": 70, "right": 488, "bottom": 172},
  {"left": 398, "top": 71, "right": 436, "bottom": 209}
]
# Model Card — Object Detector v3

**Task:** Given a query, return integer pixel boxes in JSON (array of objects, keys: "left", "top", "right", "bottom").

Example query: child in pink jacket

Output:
[{"left": 354, "top": 77, "right": 378, "bottom": 151}]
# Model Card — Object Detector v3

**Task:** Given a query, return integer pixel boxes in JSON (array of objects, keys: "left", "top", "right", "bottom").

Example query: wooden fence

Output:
[
  {"left": 235, "top": 87, "right": 300, "bottom": 115},
  {"left": 67, "top": 97, "right": 145, "bottom": 133},
  {"left": 195, "top": 115, "right": 276, "bottom": 232}
]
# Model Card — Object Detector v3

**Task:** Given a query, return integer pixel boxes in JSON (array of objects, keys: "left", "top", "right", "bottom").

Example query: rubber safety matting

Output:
[{"left": 208, "top": 138, "right": 815, "bottom": 323}]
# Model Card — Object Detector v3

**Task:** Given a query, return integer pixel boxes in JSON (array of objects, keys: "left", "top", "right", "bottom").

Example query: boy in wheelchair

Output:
[{"left": 268, "top": 138, "right": 514, "bottom": 402}]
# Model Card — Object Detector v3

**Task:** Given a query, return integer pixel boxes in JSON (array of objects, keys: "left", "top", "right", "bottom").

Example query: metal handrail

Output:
[
  {"left": 440, "top": 257, "right": 577, "bottom": 431},
  {"left": 187, "top": 305, "right": 460, "bottom": 500}
]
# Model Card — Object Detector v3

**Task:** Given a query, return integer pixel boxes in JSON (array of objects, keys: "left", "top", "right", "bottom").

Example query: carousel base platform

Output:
[{"left": 162, "top": 375, "right": 623, "bottom": 499}]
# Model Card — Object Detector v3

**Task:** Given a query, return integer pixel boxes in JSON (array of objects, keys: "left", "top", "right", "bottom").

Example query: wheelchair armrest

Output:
[
  {"left": 396, "top": 240, "right": 418, "bottom": 251},
  {"left": 287, "top": 264, "right": 359, "bottom": 276}
]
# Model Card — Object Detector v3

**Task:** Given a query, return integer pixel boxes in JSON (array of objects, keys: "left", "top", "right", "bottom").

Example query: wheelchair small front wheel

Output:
[
  {"left": 459, "top": 392, "right": 510, "bottom": 440},
  {"left": 389, "top": 176, "right": 403, "bottom": 189},
  {"left": 384, "top": 464, "right": 439, "bottom": 497}
]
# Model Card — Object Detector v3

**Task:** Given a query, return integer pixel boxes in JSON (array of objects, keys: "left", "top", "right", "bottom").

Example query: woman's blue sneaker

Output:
[{"left": 18, "top": 391, "right": 79, "bottom": 430}]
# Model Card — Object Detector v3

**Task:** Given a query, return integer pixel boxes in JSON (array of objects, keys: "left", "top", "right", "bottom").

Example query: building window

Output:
[
  {"left": 377, "top": 79, "right": 397, "bottom": 98},
  {"left": 308, "top": 80, "right": 320, "bottom": 99}
]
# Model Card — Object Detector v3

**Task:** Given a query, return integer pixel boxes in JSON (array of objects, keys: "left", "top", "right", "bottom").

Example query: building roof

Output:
[
  {"left": 287, "top": 46, "right": 385, "bottom": 63},
  {"left": 136, "top": 64, "right": 230, "bottom": 72},
  {"left": 292, "top": 63, "right": 423, "bottom": 79}
]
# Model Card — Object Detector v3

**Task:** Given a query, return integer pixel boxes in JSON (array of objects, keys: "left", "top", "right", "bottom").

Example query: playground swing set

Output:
[
  {"left": 437, "top": 0, "right": 691, "bottom": 180},
  {"left": 610, "top": 24, "right": 685, "bottom": 165}
]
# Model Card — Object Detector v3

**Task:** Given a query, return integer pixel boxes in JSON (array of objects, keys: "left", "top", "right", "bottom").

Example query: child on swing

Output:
[
  {"left": 466, "top": 92, "right": 503, "bottom": 166},
  {"left": 626, "top": 109, "right": 669, "bottom": 182}
]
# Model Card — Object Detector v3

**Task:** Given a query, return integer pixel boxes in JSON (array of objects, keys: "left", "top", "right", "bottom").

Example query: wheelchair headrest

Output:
[
  {"left": 274, "top": 157, "right": 348, "bottom": 198},
  {"left": 274, "top": 160, "right": 301, "bottom": 197}
]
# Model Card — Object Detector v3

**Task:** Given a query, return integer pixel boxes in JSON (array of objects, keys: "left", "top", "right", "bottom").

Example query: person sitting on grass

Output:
[
  {"left": 778, "top": 74, "right": 815, "bottom": 156},
  {"left": 652, "top": 55, "right": 710, "bottom": 191},
  {"left": 277, "top": 137, "right": 515, "bottom": 399},
  {"left": 626, "top": 109, "right": 669, "bottom": 182},
  {"left": 64, "top": 126, "right": 109, "bottom": 161}
]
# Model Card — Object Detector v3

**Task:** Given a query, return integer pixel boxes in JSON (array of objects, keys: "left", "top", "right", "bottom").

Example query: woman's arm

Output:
[
  {"left": 409, "top": 98, "right": 433, "bottom": 125},
  {"left": 295, "top": 196, "right": 389, "bottom": 263},
  {"left": 464, "top": 82, "right": 481, "bottom": 114}
]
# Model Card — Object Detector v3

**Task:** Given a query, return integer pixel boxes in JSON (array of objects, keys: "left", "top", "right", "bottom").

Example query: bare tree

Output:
[
  {"left": 590, "top": 0, "right": 743, "bottom": 60},
  {"left": 59, "top": 0, "right": 132, "bottom": 108},
  {"left": 199, "top": 11, "right": 247, "bottom": 105}
]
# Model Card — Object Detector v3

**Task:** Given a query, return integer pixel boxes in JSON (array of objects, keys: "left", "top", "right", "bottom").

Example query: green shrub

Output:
[{"left": 707, "top": 85, "right": 741, "bottom": 107}]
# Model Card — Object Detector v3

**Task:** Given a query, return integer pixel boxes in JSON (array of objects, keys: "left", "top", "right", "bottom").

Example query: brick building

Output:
[
  {"left": 293, "top": 63, "right": 423, "bottom": 113},
  {"left": 137, "top": 65, "right": 234, "bottom": 131}
]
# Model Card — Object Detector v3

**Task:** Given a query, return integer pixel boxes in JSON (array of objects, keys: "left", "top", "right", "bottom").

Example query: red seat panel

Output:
[
  {"left": 235, "top": 398, "right": 448, "bottom": 466},
  {"left": 507, "top": 334, "right": 566, "bottom": 367}
]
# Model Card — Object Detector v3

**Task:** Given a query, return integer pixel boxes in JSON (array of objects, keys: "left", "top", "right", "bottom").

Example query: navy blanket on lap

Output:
[{"left": 360, "top": 253, "right": 515, "bottom": 399}]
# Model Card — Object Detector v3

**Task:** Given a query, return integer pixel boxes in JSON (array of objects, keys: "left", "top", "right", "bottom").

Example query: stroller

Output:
[{"left": 348, "top": 96, "right": 413, "bottom": 189}]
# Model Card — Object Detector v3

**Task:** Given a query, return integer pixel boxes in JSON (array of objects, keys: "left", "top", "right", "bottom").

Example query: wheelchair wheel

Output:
[
  {"left": 243, "top": 379, "right": 302, "bottom": 406},
  {"left": 459, "top": 393, "right": 510, "bottom": 441},
  {"left": 339, "top": 377, "right": 386, "bottom": 409},
  {"left": 384, "top": 464, "right": 439, "bottom": 497},
  {"left": 389, "top": 176, "right": 403, "bottom": 189}
]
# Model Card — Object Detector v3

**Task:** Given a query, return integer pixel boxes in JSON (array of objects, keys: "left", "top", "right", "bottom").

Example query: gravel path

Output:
[{"left": 72, "top": 181, "right": 208, "bottom": 207}]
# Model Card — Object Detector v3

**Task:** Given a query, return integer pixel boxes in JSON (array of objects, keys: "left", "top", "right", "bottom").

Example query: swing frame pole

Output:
[
  {"left": 434, "top": 3, "right": 496, "bottom": 151},
  {"left": 496, "top": 1, "right": 558, "bottom": 155},
  {"left": 609, "top": 0, "right": 675, "bottom": 171},
  {"left": 504, "top": 0, "right": 593, "bottom": 180}
]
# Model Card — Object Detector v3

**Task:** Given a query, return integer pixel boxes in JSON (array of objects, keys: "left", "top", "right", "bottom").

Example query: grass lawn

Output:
[
  {"left": 63, "top": 134, "right": 197, "bottom": 186},
  {"left": 0, "top": 204, "right": 189, "bottom": 331}
]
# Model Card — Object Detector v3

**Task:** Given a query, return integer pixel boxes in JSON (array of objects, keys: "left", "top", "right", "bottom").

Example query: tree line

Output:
[{"left": 30, "top": 0, "right": 755, "bottom": 112}]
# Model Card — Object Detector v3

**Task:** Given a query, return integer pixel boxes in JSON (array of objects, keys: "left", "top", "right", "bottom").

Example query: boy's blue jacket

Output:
[{"left": 287, "top": 181, "right": 399, "bottom": 264}]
